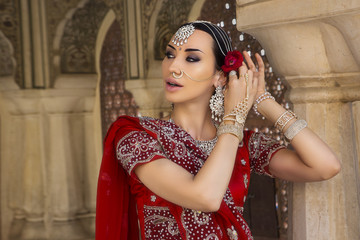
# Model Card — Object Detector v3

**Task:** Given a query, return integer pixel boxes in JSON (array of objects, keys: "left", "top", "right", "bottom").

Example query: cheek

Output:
[
  {"left": 162, "top": 60, "right": 169, "bottom": 76},
  {"left": 187, "top": 65, "right": 214, "bottom": 80}
]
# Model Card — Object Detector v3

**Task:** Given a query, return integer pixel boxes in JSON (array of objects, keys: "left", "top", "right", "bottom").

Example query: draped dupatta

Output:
[{"left": 96, "top": 118, "right": 140, "bottom": 240}]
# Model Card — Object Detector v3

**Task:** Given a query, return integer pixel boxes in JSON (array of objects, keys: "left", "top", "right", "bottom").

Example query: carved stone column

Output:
[
  {"left": 1, "top": 87, "right": 97, "bottom": 239},
  {"left": 236, "top": 0, "right": 360, "bottom": 239}
]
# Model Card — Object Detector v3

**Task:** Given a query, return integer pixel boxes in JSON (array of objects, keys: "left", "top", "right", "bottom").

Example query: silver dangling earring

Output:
[{"left": 209, "top": 85, "right": 224, "bottom": 122}]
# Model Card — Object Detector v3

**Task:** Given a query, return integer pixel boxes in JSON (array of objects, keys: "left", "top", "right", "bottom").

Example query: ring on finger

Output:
[
  {"left": 229, "top": 70, "right": 237, "bottom": 76},
  {"left": 240, "top": 73, "right": 248, "bottom": 80}
]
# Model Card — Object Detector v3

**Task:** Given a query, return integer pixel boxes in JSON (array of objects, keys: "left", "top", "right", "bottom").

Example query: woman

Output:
[{"left": 96, "top": 21, "right": 340, "bottom": 240}]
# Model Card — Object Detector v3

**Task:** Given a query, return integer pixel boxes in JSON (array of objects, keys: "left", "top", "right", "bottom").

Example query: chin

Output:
[{"left": 164, "top": 94, "right": 179, "bottom": 104}]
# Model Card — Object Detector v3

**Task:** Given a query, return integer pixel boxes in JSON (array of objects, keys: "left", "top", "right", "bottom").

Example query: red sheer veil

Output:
[{"left": 95, "top": 118, "right": 139, "bottom": 240}]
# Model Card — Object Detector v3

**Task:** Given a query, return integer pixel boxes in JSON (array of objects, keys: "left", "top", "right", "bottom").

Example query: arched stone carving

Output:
[
  {"left": 60, "top": 0, "right": 109, "bottom": 73},
  {"left": 99, "top": 19, "right": 139, "bottom": 137},
  {"left": 46, "top": 0, "right": 84, "bottom": 44},
  {"left": 154, "top": 0, "right": 197, "bottom": 60},
  {"left": 0, "top": 0, "right": 22, "bottom": 87},
  {"left": 141, "top": 0, "right": 158, "bottom": 73},
  {"left": 102, "top": 0, "right": 125, "bottom": 21},
  {"left": 0, "top": 31, "right": 14, "bottom": 76}
]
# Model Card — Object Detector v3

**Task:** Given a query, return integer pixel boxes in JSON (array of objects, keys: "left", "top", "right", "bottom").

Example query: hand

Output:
[
  {"left": 242, "top": 51, "right": 266, "bottom": 99},
  {"left": 223, "top": 59, "right": 258, "bottom": 116}
]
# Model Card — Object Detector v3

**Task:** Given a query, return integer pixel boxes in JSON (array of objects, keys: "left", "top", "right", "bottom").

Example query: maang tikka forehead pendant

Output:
[{"left": 172, "top": 24, "right": 195, "bottom": 46}]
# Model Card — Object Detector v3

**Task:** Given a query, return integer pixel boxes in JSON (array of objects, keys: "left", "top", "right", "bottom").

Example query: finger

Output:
[
  {"left": 255, "top": 53, "right": 265, "bottom": 74},
  {"left": 252, "top": 71, "right": 259, "bottom": 90},
  {"left": 228, "top": 70, "right": 238, "bottom": 82},
  {"left": 247, "top": 72, "right": 252, "bottom": 90},
  {"left": 254, "top": 54, "right": 266, "bottom": 90},
  {"left": 239, "top": 62, "right": 248, "bottom": 75},
  {"left": 243, "top": 51, "right": 256, "bottom": 72},
  {"left": 246, "top": 70, "right": 253, "bottom": 98}
]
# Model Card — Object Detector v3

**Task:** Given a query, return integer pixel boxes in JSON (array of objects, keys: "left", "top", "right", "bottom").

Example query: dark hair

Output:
[{"left": 180, "top": 21, "right": 233, "bottom": 70}]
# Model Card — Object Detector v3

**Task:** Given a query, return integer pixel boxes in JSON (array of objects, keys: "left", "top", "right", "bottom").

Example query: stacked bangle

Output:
[
  {"left": 284, "top": 119, "right": 308, "bottom": 140},
  {"left": 217, "top": 122, "right": 244, "bottom": 141},
  {"left": 253, "top": 92, "right": 275, "bottom": 116},
  {"left": 274, "top": 110, "right": 297, "bottom": 131}
]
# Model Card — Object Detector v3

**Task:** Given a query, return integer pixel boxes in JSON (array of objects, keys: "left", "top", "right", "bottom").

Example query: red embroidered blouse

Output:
[{"left": 96, "top": 116, "right": 285, "bottom": 240}]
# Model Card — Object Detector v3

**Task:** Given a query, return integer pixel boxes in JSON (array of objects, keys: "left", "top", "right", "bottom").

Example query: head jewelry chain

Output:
[
  {"left": 173, "top": 21, "right": 232, "bottom": 55},
  {"left": 193, "top": 21, "right": 232, "bottom": 56}
]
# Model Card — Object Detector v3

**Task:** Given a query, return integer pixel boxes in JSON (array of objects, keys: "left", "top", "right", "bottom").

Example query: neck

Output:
[{"left": 170, "top": 102, "right": 216, "bottom": 141}]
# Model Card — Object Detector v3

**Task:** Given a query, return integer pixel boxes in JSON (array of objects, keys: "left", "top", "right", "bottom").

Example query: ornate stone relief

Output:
[
  {"left": 0, "top": 0, "right": 22, "bottom": 86},
  {"left": 46, "top": 0, "right": 82, "bottom": 47},
  {"left": 154, "top": 0, "right": 196, "bottom": 60},
  {"left": 200, "top": 0, "right": 290, "bottom": 238},
  {"left": 60, "top": 0, "right": 109, "bottom": 73},
  {"left": 100, "top": 20, "right": 138, "bottom": 137},
  {"left": 141, "top": 0, "right": 157, "bottom": 73},
  {"left": 0, "top": 31, "right": 13, "bottom": 76},
  {"left": 102, "top": 0, "right": 124, "bottom": 21}
]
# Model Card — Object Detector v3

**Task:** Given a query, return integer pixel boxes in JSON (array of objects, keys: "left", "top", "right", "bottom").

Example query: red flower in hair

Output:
[{"left": 221, "top": 50, "right": 244, "bottom": 76}]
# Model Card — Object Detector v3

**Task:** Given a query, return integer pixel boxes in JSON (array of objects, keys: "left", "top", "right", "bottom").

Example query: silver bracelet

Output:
[
  {"left": 253, "top": 92, "right": 275, "bottom": 116},
  {"left": 217, "top": 122, "right": 244, "bottom": 141},
  {"left": 284, "top": 119, "right": 308, "bottom": 140},
  {"left": 274, "top": 110, "right": 297, "bottom": 131}
]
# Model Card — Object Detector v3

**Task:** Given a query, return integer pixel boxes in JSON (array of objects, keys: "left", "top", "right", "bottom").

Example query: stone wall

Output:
[
  {"left": 0, "top": 0, "right": 169, "bottom": 238},
  {"left": 236, "top": 0, "right": 360, "bottom": 239}
]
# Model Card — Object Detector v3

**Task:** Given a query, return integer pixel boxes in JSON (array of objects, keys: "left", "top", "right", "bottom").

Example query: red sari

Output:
[{"left": 96, "top": 116, "right": 285, "bottom": 240}]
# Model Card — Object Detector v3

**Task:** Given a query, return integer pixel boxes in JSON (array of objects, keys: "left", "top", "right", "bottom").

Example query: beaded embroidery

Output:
[
  {"left": 227, "top": 226, "right": 238, "bottom": 240},
  {"left": 117, "top": 131, "right": 166, "bottom": 174},
  {"left": 144, "top": 205, "right": 180, "bottom": 238},
  {"left": 248, "top": 132, "right": 286, "bottom": 177}
]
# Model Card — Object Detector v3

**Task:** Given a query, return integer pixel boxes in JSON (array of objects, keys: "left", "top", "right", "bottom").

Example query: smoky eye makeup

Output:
[
  {"left": 186, "top": 55, "right": 200, "bottom": 62},
  {"left": 165, "top": 49, "right": 175, "bottom": 58}
]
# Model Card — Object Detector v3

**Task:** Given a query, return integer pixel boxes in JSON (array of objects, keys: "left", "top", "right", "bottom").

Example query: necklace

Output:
[
  {"left": 168, "top": 118, "right": 218, "bottom": 156},
  {"left": 194, "top": 137, "right": 218, "bottom": 156}
]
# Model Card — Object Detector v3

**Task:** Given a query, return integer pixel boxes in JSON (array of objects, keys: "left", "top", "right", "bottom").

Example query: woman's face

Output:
[{"left": 162, "top": 29, "right": 220, "bottom": 105}]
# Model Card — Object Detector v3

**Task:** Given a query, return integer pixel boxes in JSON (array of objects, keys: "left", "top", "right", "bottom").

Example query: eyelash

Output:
[
  {"left": 165, "top": 51, "right": 174, "bottom": 59},
  {"left": 165, "top": 51, "right": 200, "bottom": 63}
]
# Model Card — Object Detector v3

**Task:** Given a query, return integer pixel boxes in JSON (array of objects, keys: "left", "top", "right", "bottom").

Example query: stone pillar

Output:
[
  {"left": 1, "top": 87, "right": 98, "bottom": 240},
  {"left": 236, "top": 0, "right": 360, "bottom": 239}
]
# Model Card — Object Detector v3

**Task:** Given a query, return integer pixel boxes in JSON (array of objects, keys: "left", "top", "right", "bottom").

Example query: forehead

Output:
[{"left": 170, "top": 29, "right": 214, "bottom": 51}]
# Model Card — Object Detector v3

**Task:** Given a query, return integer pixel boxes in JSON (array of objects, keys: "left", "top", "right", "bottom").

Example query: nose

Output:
[{"left": 168, "top": 57, "right": 182, "bottom": 75}]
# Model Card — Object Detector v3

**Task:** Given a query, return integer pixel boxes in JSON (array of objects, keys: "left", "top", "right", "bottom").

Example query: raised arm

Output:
[
  {"left": 244, "top": 51, "right": 341, "bottom": 182},
  {"left": 134, "top": 133, "right": 239, "bottom": 212}
]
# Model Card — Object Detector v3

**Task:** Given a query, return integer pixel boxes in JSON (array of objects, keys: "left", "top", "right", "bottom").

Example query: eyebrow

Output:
[
  {"left": 167, "top": 44, "right": 204, "bottom": 54},
  {"left": 185, "top": 48, "right": 204, "bottom": 54}
]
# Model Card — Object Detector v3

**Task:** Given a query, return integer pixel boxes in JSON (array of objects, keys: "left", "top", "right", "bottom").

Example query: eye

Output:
[
  {"left": 186, "top": 56, "right": 200, "bottom": 62},
  {"left": 165, "top": 51, "right": 174, "bottom": 59}
]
